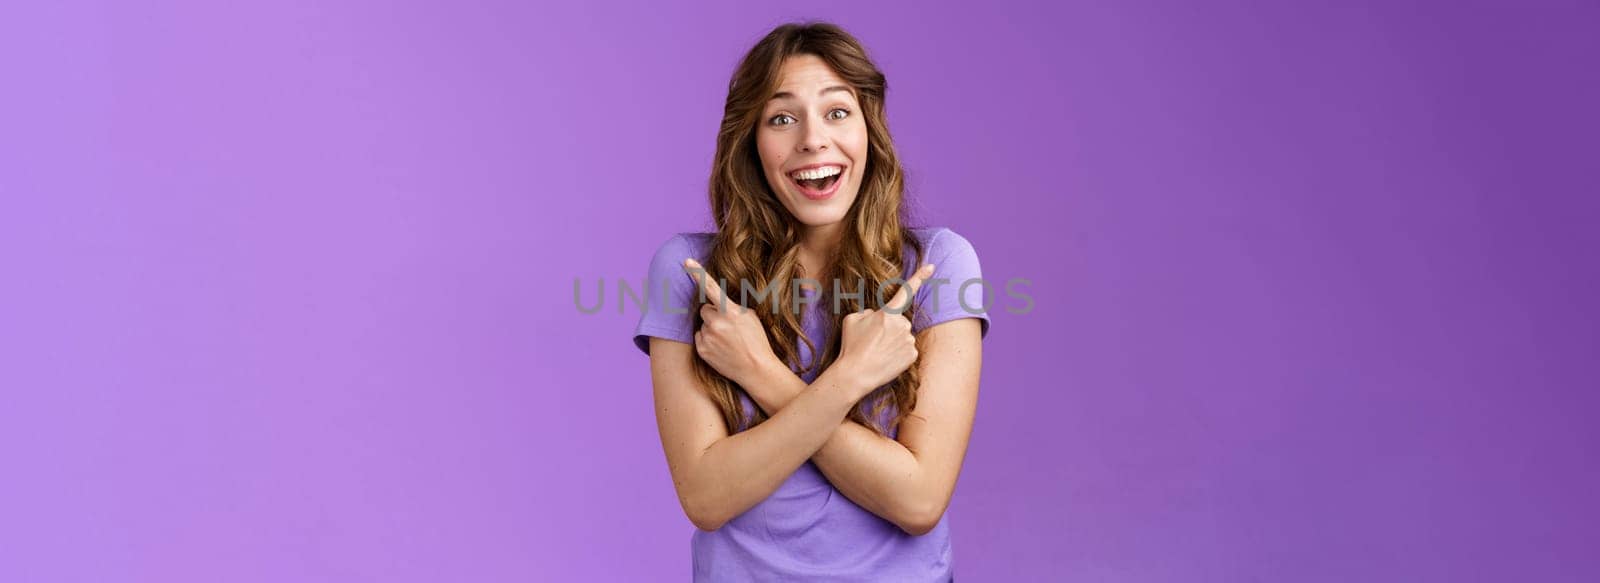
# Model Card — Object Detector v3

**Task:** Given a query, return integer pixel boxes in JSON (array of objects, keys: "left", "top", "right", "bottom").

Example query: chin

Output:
[
  {"left": 776, "top": 184, "right": 859, "bottom": 229},
  {"left": 788, "top": 203, "right": 851, "bottom": 227}
]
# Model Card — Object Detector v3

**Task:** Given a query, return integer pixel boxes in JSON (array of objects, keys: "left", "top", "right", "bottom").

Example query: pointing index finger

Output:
[
  {"left": 682, "top": 258, "right": 726, "bottom": 307},
  {"left": 885, "top": 263, "right": 934, "bottom": 315}
]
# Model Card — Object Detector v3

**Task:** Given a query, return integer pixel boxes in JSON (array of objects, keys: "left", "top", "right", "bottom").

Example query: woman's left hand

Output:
[{"left": 684, "top": 259, "right": 786, "bottom": 391}]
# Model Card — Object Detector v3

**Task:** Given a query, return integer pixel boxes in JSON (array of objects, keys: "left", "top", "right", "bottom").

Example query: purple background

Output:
[{"left": 3, "top": 1, "right": 1596, "bottom": 581}]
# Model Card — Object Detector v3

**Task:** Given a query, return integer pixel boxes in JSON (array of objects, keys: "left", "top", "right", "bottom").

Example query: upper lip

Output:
[{"left": 787, "top": 162, "right": 847, "bottom": 176}]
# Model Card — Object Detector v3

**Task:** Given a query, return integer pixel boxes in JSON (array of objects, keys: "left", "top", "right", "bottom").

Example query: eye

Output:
[
  {"left": 827, "top": 108, "right": 851, "bottom": 120},
  {"left": 769, "top": 113, "right": 796, "bottom": 126}
]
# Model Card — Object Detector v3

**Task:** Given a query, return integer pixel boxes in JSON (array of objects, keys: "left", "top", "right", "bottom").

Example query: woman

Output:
[{"left": 631, "top": 21, "right": 989, "bottom": 582}]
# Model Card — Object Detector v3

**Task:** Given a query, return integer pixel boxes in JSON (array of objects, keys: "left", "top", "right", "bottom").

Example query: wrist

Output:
[
  {"left": 736, "top": 356, "right": 805, "bottom": 415},
  {"left": 818, "top": 358, "right": 872, "bottom": 401},
  {"left": 757, "top": 353, "right": 794, "bottom": 381},
  {"left": 732, "top": 354, "right": 785, "bottom": 390}
]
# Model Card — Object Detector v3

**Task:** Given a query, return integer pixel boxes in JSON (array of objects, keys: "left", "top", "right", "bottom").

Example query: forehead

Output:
[{"left": 770, "top": 55, "right": 854, "bottom": 100}]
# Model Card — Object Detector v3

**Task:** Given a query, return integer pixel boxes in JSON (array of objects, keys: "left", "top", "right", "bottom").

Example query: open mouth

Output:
[{"left": 788, "top": 164, "right": 844, "bottom": 200}]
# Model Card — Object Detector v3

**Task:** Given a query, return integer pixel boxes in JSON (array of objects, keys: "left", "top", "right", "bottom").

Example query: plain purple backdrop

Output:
[{"left": 2, "top": 1, "right": 1596, "bottom": 581}]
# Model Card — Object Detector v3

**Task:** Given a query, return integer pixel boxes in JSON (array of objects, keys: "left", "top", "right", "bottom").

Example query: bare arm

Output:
[
  {"left": 648, "top": 337, "right": 869, "bottom": 531},
  {"left": 677, "top": 257, "right": 980, "bottom": 534},
  {"left": 742, "top": 317, "right": 984, "bottom": 535}
]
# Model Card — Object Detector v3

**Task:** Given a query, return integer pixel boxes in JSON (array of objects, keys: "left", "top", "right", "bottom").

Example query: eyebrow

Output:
[{"left": 769, "top": 85, "right": 854, "bottom": 101}]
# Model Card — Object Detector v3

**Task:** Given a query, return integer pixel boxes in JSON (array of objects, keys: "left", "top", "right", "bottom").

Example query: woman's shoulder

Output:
[
  {"left": 904, "top": 226, "right": 990, "bottom": 337},
  {"left": 641, "top": 231, "right": 716, "bottom": 298},
  {"left": 906, "top": 226, "right": 980, "bottom": 263},
  {"left": 634, "top": 232, "right": 715, "bottom": 355},
  {"left": 648, "top": 231, "right": 715, "bottom": 265}
]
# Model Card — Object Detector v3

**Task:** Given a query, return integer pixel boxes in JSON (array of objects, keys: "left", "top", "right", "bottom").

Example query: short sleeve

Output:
[
  {"left": 910, "top": 229, "right": 992, "bottom": 339},
  {"left": 632, "top": 234, "right": 702, "bottom": 355}
]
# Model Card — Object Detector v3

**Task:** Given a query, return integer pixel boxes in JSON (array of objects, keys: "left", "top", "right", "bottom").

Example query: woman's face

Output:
[{"left": 756, "top": 54, "right": 868, "bottom": 230}]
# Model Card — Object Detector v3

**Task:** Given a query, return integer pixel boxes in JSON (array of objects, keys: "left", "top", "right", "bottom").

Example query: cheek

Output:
[
  {"left": 755, "top": 132, "right": 789, "bottom": 178},
  {"left": 845, "top": 123, "right": 869, "bottom": 162},
  {"left": 846, "top": 127, "right": 869, "bottom": 181}
]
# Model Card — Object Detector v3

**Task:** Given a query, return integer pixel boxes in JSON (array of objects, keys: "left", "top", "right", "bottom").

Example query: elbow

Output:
[
  {"left": 681, "top": 494, "right": 729, "bottom": 532},
  {"left": 895, "top": 499, "right": 948, "bottom": 537},
  {"left": 674, "top": 466, "right": 737, "bottom": 531},
  {"left": 897, "top": 516, "right": 938, "bottom": 537},
  {"left": 687, "top": 511, "right": 727, "bottom": 533}
]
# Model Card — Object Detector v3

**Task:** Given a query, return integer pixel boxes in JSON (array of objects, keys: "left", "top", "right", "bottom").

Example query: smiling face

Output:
[{"left": 756, "top": 54, "right": 869, "bottom": 230}]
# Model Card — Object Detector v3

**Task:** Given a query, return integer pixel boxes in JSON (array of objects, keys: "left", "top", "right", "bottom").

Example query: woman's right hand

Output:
[{"left": 834, "top": 264, "right": 934, "bottom": 398}]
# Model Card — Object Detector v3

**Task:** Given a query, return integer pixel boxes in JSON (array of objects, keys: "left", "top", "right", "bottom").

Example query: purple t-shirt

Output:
[{"left": 632, "top": 227, "right": 990, "bottom": 582}]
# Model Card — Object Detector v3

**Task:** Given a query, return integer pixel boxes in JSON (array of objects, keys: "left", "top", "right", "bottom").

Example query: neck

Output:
[{"left": 797, "top": 222, "right": 844, "bottom": 282}]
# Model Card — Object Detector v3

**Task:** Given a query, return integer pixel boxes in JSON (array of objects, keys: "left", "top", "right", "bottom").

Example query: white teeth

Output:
[{"left": 789, "top": 165, "right": 842, "bottom": 180}]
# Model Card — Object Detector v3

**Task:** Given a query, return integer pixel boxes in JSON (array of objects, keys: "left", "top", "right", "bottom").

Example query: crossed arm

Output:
[
  {"left": 741, "top": 317, "right": 982, "bottom": 535},
  {"left": 649, "top": 260, "right": 983, "bottom": 535}
]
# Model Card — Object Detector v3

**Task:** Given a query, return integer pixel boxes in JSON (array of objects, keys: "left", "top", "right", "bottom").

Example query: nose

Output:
[{"left": 797, "top": 120, "right": 828, "bottom": 153}]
